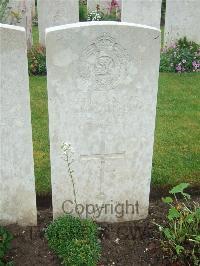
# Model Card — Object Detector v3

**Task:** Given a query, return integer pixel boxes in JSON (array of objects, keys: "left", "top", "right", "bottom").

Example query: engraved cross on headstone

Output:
[{"left": 80, "top": 151, "right": 125, "bottom": 199}]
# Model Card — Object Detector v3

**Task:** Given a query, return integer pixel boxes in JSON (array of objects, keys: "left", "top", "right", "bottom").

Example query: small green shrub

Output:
[
  {"left": 32, "top": 13, "right": 38, "bottom": 26},
  {"left": 157, "top": 183, "right": 200, "bottom": 265},
  {"left": 103, "top": 12, "right": 120, "bottom": 21},
  {"left": 160, "top": 37, "right": 200, "bottom": 73},
  {"left": 79, "top": 1, "right": 87, "bottom": 22},
  {"left": 87, "top": 10, "right": 103, "bottom": 21},
  {"left": 0, "top": 0, "right": 9, "bottom": 23},
  {"left": 28, "top": 45, "right": 46, "bottom": 75},
  {"left": 0, "top": 226, "right": 13, "bottom": 265},
  {"left": 45, "top": 215, "right": 101, "bottom": 266}
]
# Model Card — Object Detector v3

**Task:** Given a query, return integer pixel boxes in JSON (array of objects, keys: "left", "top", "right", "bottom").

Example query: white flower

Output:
[
  {"left": 182, "top": 59, "right": 186, "bottom": 63},
  {"left": 61, "top": 142, "right": 71, "bottom": 151},
  {"left": 114, "top": 238, "right": 120, "bottom": 244}
]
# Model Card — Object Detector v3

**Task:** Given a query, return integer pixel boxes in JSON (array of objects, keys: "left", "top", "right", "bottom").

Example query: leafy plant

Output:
[
  {"left": 160, "top": 37, "right": 200, "bottom": 73},
  {"left": 103, "top": 12, "right": 120, "bottom": 21},
  {"left": 9, "top": 10, "right": 22, "bottom": 24},
  {"left": 87, "top": 10, "right": 103, "bottom": 21},
  {"left": 45, "top": 215, "right": 101, "bottom": 266},
  {"left": 105, "top": 0, "right": 121, "bottom": 21},
  {"left": 157, "top": 183, "right": 200, "bottom": 265},
  {"left": 28, "top": 44, "right": 46, "bottom": 75},
  {"left": 0, "top": 226, "right": 13, "bottom": 265},
  {"left": 32, "top": 13, "right": 38, "bottom": 26},
  {"left": 0, "top": 0, "right": 9, "bottom": 22},
  {"left": 79, "top": 0, "right": 87, "bottom": 22}
]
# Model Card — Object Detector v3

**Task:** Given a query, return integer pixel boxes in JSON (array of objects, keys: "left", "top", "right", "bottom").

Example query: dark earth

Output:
[{"left": 3, "top": 186, "right": 200, "bottom": 266}]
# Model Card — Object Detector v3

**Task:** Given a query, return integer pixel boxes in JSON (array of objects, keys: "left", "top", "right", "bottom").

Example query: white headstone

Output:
[
  {"left": 164, "top": 0, "right": 200, "bottom": 46},
  {"left": 121, "top": 0, "right": 162, "bottom": 29},
  {"left": 87, "top": 0, "right": 122, "bottom": 15},
  {"left": 0, "top": 24, "right": 37, "bottom": 226},
  {"left": 46, "top": 22, "right": 160, "bottom": 223},
  {"left": 37, "top": 0, "right": 79, "bottom": 46},
  {"left": 5, "top": 0, "right": 32, "bottom": 49}
]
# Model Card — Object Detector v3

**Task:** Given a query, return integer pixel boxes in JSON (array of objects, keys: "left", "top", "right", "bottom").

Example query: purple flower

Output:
[
  {"left": 192, "top": 61, "right": 200, "bottom": 71},
  {"left": 192, "top": 61, "right": 196, "bottom": 67},
  {"left": 176, "top": 65, "right": 182, "bottom": 71}
]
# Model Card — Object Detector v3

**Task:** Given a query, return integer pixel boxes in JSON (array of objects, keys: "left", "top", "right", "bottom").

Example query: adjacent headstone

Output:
[
  {"left": 121, "top": 0, "right": 162, "bottom": 29},
  {"left": 37, "top": 0, "right": 79, "bottom": 46},
  {"left": 46, "top": 21, "right": 160, "bottom": 222},
  {"left": 164, "top": 0, "right": 200, "bottom": 46},
  {"left": 5, "top": 0, "right": 32, "bottom": 49},
  {"left": 0, "top": 24, "right": 37, "bottom": 226},
  {"left": 87, "top": 0, "right": 122, "bottom": 15}
]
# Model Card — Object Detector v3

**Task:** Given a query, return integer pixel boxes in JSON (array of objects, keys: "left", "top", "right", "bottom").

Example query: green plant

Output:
[
  {"left": 45, "top": 215, "right": 101, "bottom": 265},
  {"left": 61, "top": 143, "right": 79, "bottom": 216},
  {"left": 0, "top": 261, "right": 13, "bottom": 266},
  {"left": 157, "top": 183, "right": 200, "bottom": 265},
  {"left": 0, "top": 0, "right": 9, "bottom": 22},
  {"left": 9, "top": 10, "right": 22, "bottom": 24},
  {"left": 79, "top": 1, "right": 87, "bottom": 22},
  {"left": 161, "top": 0, "right": 166, "bottom": 26},
  {"left": 103, "top": 12, "right": 120, "bottom": 21},
  {"left": 32, "top": 13, "right": 38, "bottom": 26},
  {"left": 104, "top": 0, "right": 121, "bottom": 21},
  {"left": 87, "top": 10, "right": 103, "bottom": 21},
  {"left": 160, "top": 37, "right": 200, "bottom": 73},
  {"left": 0, "top": 226, "right": 13, "bottom": 265},
  {"left": 28, "top": 44, "right": 46, "bottom": 75}
]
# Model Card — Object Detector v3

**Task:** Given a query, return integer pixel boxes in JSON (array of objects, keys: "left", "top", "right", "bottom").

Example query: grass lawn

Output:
[
  {"left": 153, "top": 73, "right": 200, "bottom": 186},
  {"left": 32, "top": 25, "right": 39, "bottom": 45},
  {"left": 30, "top": 76, "right": 51, "bottom": 194},
  {"left": 29, "top": 73, "right": 200, "bottom": 195}
]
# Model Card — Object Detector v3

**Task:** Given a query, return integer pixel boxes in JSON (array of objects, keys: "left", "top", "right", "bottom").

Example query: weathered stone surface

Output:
[
  {"left": 87, "top": 0, "right": 122, "bottom": 15},
  {"left": 164, "top": 0, "right": 200, "bottom": 46},
  {"left": 37, "top": 0, "right": 79, "bottom": 46},
  {"left": 121, "top": 0, "right": 162, "bottom": 28},
  {"left": 0, "top": 24, "right": 37, "bottom": 226},
  {"left": 46, "top": 22, "right": 160, "bottom": 222},
  {"left": 5, "top": 0, "right": 32, "bottom": 49}
]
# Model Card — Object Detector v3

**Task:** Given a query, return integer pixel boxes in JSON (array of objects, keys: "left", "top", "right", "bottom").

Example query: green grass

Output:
[
  {"left": 152, "top": 73, "right": 200, "bottom": 186},
  {"left": 29, "top": 73, "right": 200, "bottom": 194},
  {"left": 30, "top": 76, "right": 51, "bottom": 194},
  {"left": 32, "top": 25, "right": 39, "bottom": 45},
  {"left": 161, "top": 26, "right": 164, "bottom": 47}
]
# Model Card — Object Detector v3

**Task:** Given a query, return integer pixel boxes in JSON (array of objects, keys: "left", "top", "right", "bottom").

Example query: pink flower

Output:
[
  {"left": 192, "top": 61, "right": 196, "bottom": 67},
  {"left": 176, "top": 65, "right": 182, "bottom": 71},
  {"left": 108, "top": 0, "right": 119, "bottom": 12},
  {"left": 192, "top": 61, "right": 200, "bottom": 71}
]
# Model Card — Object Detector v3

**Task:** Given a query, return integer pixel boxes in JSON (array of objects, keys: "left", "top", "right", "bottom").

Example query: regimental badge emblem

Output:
[{"left": 79, "top": 33, "right": 130, "bottom": 90}]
